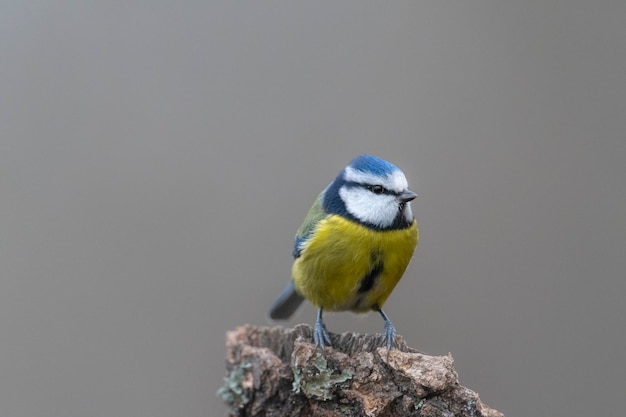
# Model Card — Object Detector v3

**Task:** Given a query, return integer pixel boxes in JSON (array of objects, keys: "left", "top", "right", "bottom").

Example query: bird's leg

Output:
[
  {"left": 313, "top": 307, "right": 332, "bottom": 349},
  {"left": 377, "top": 308, "right": 397, "bottom": 352}
]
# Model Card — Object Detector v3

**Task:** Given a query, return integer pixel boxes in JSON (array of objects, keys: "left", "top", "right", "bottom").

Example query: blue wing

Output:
[
  {"left": 269, "top": 190, "right": 328, "bottom": 321},
  {"left": 292, "top": 191, "right": 327, "bottom": 258}
]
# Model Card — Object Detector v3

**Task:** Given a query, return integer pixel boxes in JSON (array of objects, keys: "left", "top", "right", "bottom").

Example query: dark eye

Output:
[{"left": 368, "top": 185, "right": 385, "bottom": 195}]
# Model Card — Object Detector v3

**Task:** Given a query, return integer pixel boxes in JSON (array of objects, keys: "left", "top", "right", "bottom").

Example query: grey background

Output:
[{"left": 2, "top": 2, "right": 625, "bottom": 416}]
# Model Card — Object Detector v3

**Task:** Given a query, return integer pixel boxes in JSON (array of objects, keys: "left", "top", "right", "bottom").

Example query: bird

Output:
[{"left": 269, "top": 154, "right": 418, "bottom": 351}]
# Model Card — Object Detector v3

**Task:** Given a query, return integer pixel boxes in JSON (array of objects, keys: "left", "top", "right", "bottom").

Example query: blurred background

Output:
[{"left": 2, "top": 2, "right": 625, "bottom": 416}]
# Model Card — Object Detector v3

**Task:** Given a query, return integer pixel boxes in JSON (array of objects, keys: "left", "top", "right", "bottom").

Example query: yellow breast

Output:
[{"left": 292, "top": 215, "right": 418, "bottom": 312}]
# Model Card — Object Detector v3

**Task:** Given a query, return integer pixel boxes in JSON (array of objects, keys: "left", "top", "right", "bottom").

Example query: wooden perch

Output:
[{"left": 219, "top": 324, "right": 503, "bottom": 417}]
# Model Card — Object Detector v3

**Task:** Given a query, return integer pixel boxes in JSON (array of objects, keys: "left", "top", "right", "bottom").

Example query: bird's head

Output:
[{"left": 323, "top": 155, "right": 416, "bottom": 230}]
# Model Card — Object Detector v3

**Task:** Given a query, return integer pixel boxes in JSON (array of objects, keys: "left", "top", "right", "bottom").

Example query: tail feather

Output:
[{"left": 269, "top": 281, "right": 304, "bottom": 320}]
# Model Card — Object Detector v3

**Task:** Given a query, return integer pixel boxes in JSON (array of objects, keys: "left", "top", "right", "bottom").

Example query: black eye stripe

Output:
[
  {"left": 366, "top": 184, "right": 391, "bottom": 195},
  {"left": 343, "top": 181, "right": 398, "bottom": 196}
]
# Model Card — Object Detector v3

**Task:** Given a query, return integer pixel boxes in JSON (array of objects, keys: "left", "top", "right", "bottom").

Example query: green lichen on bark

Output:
[
  {"left": 292, "top": 351, "right": 352, "bottom": 400},
  {"left": 217, "top": 362, "right": 252, "bottom": 407}
]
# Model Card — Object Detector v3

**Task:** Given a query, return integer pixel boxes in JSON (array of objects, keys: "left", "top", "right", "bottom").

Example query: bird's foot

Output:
[
  {"left": 378, "top": 308, "right": 398, "bottom": 356},
  {"left": 313, "top": 308, "right": 332, "bottom": 349},
  {"left": 381, "top": 320, "right": 397, "bottom": 351}
]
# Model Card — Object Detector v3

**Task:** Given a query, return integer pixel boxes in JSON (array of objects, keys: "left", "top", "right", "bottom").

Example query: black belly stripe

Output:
[{"left": 357, "top": 252, "right": 384, "bottom": 294}]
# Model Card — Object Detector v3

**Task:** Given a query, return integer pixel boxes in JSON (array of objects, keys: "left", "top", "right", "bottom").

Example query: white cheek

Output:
[{"left": 339, "top": 186, "right": 398, "bottom": 228}]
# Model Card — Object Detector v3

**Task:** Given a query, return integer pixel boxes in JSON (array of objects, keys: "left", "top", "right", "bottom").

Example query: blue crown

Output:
[{"left": 348, "top": 154, "right": 399, "bottom": 176}]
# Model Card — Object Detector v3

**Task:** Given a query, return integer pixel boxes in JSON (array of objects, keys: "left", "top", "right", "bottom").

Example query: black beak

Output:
[{"left": 397, "top": 189, "right": 417, "bottom": 203}]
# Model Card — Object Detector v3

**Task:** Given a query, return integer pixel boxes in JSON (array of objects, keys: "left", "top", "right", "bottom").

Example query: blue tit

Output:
[{"left": 269, "top": 154, "right": 418, "bottom": 350}]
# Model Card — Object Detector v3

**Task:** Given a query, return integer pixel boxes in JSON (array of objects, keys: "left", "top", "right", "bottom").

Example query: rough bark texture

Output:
[{"left": 219, "top": 324, "right": 503, "bottom": 417}]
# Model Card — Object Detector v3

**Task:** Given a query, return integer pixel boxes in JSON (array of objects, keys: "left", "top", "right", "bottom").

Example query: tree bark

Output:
[{"left": 219, "top": 324, "right": 504, "bottom": 417}]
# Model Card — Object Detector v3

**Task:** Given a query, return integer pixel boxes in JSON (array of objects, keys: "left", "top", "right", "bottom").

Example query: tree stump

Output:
[{"left": 218, "top": 324, "right": 503, "bottom": 417}]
